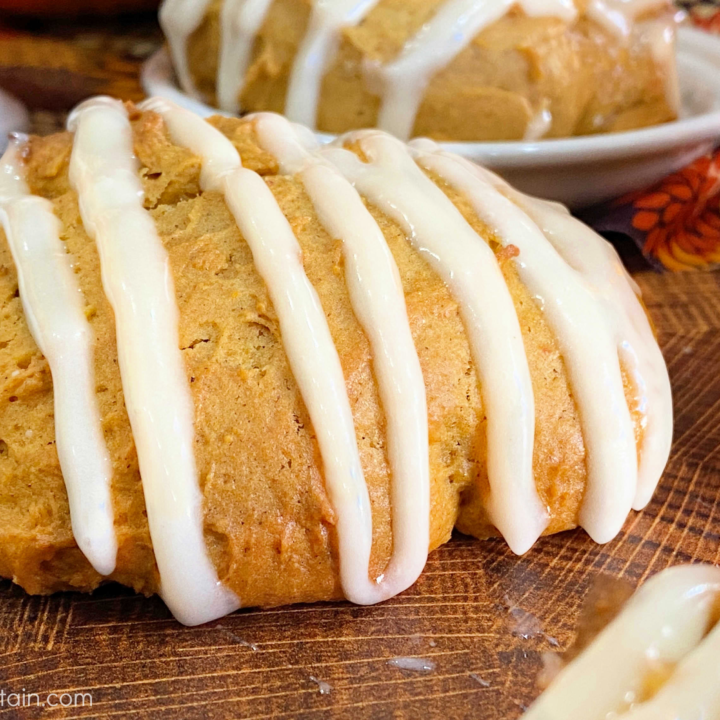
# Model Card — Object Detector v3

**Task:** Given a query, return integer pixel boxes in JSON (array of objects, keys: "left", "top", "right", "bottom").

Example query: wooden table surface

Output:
[{"left": 1, "top": 12, "right": 720, "bottom": 720}]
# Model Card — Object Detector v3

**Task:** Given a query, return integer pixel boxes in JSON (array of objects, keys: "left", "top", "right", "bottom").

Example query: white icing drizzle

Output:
[
  {"left": 67, "top": 97, "right": 239, "bottom": 626},
  {"left": 321, "top": 130, "right": 548, "bottom": 555},
  {"left": 0, "top": 136, "right": 117, "bottom": 576},
  {"left": 141, "top": 98, "right": 411, "bottom": 604},
  {"left": 479, "top": 175, "right": 672, "bottom": 511},
  {"left": 159, "top": 0, "right": 674, "bottom": 138},
  {"left": 409, "top": 144, "right": 671, "bottom": 511},
  {"left": 524, "top": 564, "right": 720, "bottom": 719},
  {"left": 523, "top": 105, "right": 553, "bottom": 142},
  {"left": 253, "top": 111, "right": 430, "bottom": 601},
  {"left": 159, "top": 0, "right": 213, "bottom": 100},
  {"left": 284, "top": 0, "right": 381, "bottom": 127},
  {"left": 372, "top": 0, "right": 577, "bottom": 140},
  {"left": 587, "top": 0, "right": 670, "bottom": 38},
  {"left": 637, "top": 17, "right": 681, "bottom": 116},
  {"left": 217, "top": 0, "right": 275, "bottom": 113},
  {"left": 410, "top": 143, "right": 639, "bottom": 542}
]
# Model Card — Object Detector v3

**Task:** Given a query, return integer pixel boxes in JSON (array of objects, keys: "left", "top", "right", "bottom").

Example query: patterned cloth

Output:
[
  {"left": 583, "top": 1, "right": 720, "bottom": 271},
  {"left": 584, "top": 152, "right": 720, "bottom": 271},
  {"left": 677, "top": 0, "right": 720, "bottom": 31}
]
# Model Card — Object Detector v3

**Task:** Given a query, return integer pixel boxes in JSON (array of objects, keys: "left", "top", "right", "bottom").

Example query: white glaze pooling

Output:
[
  {"left": 322, "top": 130, "right": 547, "bottom": 555},
  {"left": 0, "top": 136, "right": 117, "bottom": 577},
  {"left": 141, "top": 98, "right": 392, "bottom": 604},
  {"left": 159, "top": 0, "right": 672, "bottom": 138},
  {"left": 411, "top": 143, "right": 639, "bottom": 542},
  {"left": 524, "top": 564, "right": 720, "bottom": 719},
  {"left": 67, "top": 97, "right": 240, "bottom": 626},
  {"left": 253, "top": 111, "right": 430, "bottom": 601}
]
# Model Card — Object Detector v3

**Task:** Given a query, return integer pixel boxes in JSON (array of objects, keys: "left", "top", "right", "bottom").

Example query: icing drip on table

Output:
[
  {"left": 67, "top": 97, "right": 239, "bottom": 626},
  {"left": 387, "top": 656, "right": 437, "bottom": 673},
  {"left": 141, "top": 98, "right": 430, "bottom": 603},
  {"left": 2, "top": 96, "right": 673, "bottom": 623},
  {"left": 0, "top": 136, "right": 117, "bottom": 577},
  {"left": 159, "top": 0, "right": 672, "bottom": 138},
  {"left": 524, "top": 565, "right": 720, "bottom": 719}
]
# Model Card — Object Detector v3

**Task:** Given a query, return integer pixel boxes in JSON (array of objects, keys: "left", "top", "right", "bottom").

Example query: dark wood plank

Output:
[{"left": 0, "top": 259, "right": 719, "bottom": 719}]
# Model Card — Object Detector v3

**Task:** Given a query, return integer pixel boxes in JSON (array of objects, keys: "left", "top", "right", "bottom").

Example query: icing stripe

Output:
[
  {"left": 411, "top": 146, "right": 639, "bottom": 543},
  {"left": 284, "top": 0, "right": 381, "bottom": 128},
  {"left": 638, "top": 17, "right": 681, "bottom": 117},
  {"left": 217, "top": 0, "right": 274, "bottom": 113},
  {"left": 68, "top": 97, "right": 239, "bottom": 626},
  {"left": 587, "top": 0, "right": 671, "bottom": 38},
  {"left": 321, "top": 131, "right": 548, "bottom": 555},
  {"left": 524, "top": 564, "right": 720, "bottom": 719},
  {"left": 372, "top": 0, "right": 577, "bottom": 139},
  {"left": 159, "top": 0, "right": 213, "bottom": 100},
  {"left": 253, "top": 112, "right": 430, "bottom": 601},
  {"left": 142, "top": 98, "right": 390, "bottom": 604},
  {"left": 0, "top": 136, "right": 117, "bottom": 576},
  {"left": 468, "top": 171, "right": 673, "bottom": 511}
]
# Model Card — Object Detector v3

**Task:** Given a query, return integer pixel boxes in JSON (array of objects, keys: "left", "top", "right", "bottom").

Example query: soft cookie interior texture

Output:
[
  {"left": 166, "top": 0, "right": 679, "bottom": 141},
  {"left": 0, "top": 103, "right": 671, "bottom": 622}
]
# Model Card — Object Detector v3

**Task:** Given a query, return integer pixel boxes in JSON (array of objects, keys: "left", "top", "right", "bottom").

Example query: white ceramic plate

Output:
[
  {"left": 142, "top": 26, "right": 720, "bottom": 208},
  {"left": 0, "top": 88, "right": 28, "bottom": 153}
]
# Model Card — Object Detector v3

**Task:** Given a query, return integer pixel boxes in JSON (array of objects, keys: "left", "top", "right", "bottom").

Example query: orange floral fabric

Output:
[
  {"left": 586, "top": 152, "right": 720, "bottom": 271},
  {"left": 681, "top": 1, "right": 720, "bottom": 33}
]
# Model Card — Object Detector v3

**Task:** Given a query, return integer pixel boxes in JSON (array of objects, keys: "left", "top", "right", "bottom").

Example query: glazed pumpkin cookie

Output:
[
  {"left": 0, "top": 97, "right": 672, "bottom": 624},
  {"left": 159, "top": 0, "right": 680, "bottom": 141}
]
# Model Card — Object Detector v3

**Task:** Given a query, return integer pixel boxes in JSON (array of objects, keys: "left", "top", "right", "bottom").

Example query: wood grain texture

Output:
[
  {"left": 0, "top": 259, "right": 719, "bottom": 719},
  {"left": 0, "top": 13, "right": 161, "bottom": 111}
]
